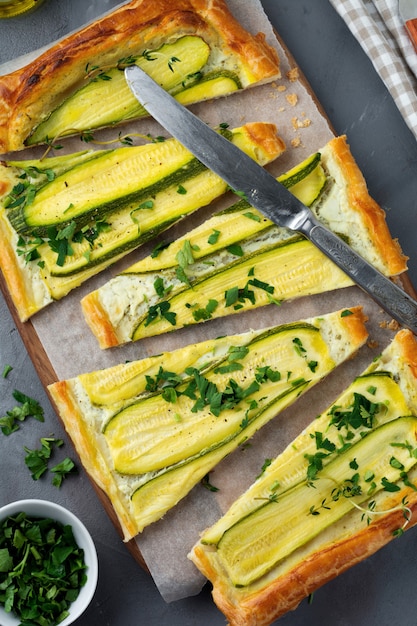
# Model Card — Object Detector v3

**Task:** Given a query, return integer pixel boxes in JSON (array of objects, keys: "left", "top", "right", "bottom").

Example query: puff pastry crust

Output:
[
  {"left": 81, "top": 135, "right": 408, "bottom": 349},
  {"left": 0, "top": 0, "right": 280, "bottom": 153},
  {"left": 0, "top": 122, "right": 284, "bottom": 321},
  {"left": 189, "top": 329, "right": 417, "bottom": 626},
  {"left": 48, "top": 306, "right": 368, "bottom": 541}
]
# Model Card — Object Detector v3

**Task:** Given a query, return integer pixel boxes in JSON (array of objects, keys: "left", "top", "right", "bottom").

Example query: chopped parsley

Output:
[
  {"left": 0, "top": 390, "right": 44, "bottom": 436},
  {"left": 175, "top": 239, "right": 199, "bottom": 285},
  {"left": 192, "top": 299, "right": 219, "bottom": 322},
  {"left": 226, "top": 243, "right": 244, "bottom": 257},
  {"left": 329, "top": 392, "right": 385, "bottom": 433},
  {"left": 145, "top": 367, "right": 183, "bottom": 393},
  {"left": 224, "top": 270, "right": 275, "bottom": 310},
  {"left": 201, "top": 473, "right": 219, "bottom": 492},
  {"left": 16, "top": 218, "right": 112, "bottom": 268},
  {"left": 24, "top": 437, "right": 77, "bottom": 487},
  {"left": 243, "top": 211, "right": 262, "bottom": 222},
  {"left": 176, "top": 240, "right": 196, "bottom": 269},
  {"left": 2, "top": 365, "right": 12, "bottom": 379},
  {"left": 208, "top": 229, "right": 221, "bottom": 245},
  {"left": 153, "top": 276, "right": 173, "bottom": 298},
  {"left": 144, "top": 301, "right": 177, "bottom": 327},
  {"left": 0, "top": 512, "right": 87, "bottom": 624}
]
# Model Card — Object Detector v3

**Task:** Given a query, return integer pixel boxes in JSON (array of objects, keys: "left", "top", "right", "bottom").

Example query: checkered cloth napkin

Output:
[{"left": 328, "top": 0, "right": 417, "bottom": 139}]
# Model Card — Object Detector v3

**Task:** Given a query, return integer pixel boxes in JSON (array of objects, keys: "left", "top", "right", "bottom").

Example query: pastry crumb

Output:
[
  {"left": 286, "top": 93, "right": 298, "bottom": 106},
  {"left": 379, "top": 319, "right": 401, "bottom": 331},
  {"left": 291, "top": 116, "right": 311, "bottom": 130},
  {"left": 367, "top": 339, "right": 379, "bottom": 350},
  {"left": 291, "top": 137, "right": 302, "bottom": 147},
  {"left": 287, "top": 67, "right": 299, "bottom": 82},
  {"left": 271, "top": 82, "right": 287, "bottom": 91}
]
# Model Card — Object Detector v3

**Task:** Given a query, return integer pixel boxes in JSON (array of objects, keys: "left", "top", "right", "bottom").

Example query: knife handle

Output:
[
  {"left": 307, "top": 223, "right": 417, "bottom": 334},
  {"left": 405, "top": 18, "right": 417, "bottom": 53}
]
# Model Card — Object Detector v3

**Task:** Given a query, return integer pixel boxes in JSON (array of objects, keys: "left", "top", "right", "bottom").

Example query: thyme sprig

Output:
[
  {"left": 39, "top": 129, "right": 166, "bottom": 159},
  {"left": 84, "top": 55, "right": 138, "bottom": 81},
  {"left": 142, "top": 49, "right": 182, "bottom": 72}
]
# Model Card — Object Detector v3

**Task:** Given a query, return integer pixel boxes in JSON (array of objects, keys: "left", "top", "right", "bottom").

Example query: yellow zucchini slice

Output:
[
  {"left": 0, "top": 121, "right": 284, "bottom": 320},
  {"left": 48, "top": 306, "right": 369, "bottom": 538},
  {"left": 201, "top": 370, "right": 411, "bottom": 545},
  {"left": 28, "top": 37, "right": 211, "bottom": 145},
  {"left": 81, "top": 136, "right": 407, "bottom": 349},
  {"left": 216, "top": 416, "right": 417, "bottom": 587},
  {"left": 189, "top": 329, "right": 417, "bottom": 626}
]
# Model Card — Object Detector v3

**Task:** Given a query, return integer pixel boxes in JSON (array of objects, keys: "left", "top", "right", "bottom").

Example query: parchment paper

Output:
[{"left": 0, "top": 0, "right": 405, "bottom": 602}]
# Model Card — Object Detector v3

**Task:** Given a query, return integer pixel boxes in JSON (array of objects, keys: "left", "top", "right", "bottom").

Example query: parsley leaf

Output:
[
  {"left": 192, "top": 299, "right": 219, "bottom": 321},
  {"left": 144, "top": 301, "right": 177, "bottom": 327},
  {"left": 2, "top": 364, "right": 12, "bottom": 378},
  {"left": 208, "top": 229, "right": 221, "bottom": 245},
  {"left": 201, "top": 473, "right": 219, "bottom": 492},
  {"left": 24, "top": 437, "right": 63, "bottom": 481},
  {"left": 24, "top": 438, "right": 77, "bottom": 487},
  {"left": 329, "top": 392, "right": 383, "bottom": 432},
  {"left": 50, "top": 457, "right": 77, "bottom": 487},
  {"left": 0, "top": 390, "right": 44, "bottom": 436}
]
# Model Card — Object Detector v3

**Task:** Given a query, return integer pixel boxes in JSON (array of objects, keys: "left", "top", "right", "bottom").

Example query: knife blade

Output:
[
  {"left": 399, "top": 0, "right": 417, "bottom": 53},
  {"left": 124, "top": 65, "right": 417, "bottom": 334}
]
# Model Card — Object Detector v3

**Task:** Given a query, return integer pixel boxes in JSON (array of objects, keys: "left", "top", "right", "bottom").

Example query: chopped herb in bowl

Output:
[{"left": 0, "top": 500, "right": 98, "bottom": 626}]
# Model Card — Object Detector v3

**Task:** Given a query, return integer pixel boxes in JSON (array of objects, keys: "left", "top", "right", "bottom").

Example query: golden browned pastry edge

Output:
[
  {"left": 80, "top": 135, "right": 405, "bottom": 349},
  {"left": 81, "top": 290, "right": 120, "bottom": 349},
  {"left": 0, "top": 121, "right": 284, "bottom": 322},
  {"left": 321, "top": 135, "right": 407, "bottom": 276},
  {"left": 48, "top": 379, "right": 140, "bottom": 540},
  {"left": 192, "top": 497, "right": 417, "bottom": 626},
  {"left": 0, "top": 206, "right": 50, "bottom": 321},
  {"left": 0, "top": 0, "right": 280, "bottom": 153},
  {"left": 189, "top": 328, "right": 417, "bottom": 626}
]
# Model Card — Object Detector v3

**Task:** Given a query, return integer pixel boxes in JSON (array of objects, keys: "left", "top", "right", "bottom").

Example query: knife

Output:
[
  {"left": 124, "top": 65, "right": 417, "bottom": 334},
  {"left": 399, "top": 0, "right": 417, "bottom": 53}
]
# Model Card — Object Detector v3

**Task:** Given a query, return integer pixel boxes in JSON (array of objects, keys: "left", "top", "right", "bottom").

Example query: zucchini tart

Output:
[
  {"left": 48, "top": 306, "right": 368, "bottom": 541},
  {"left": 0, "top": 122, "right": 284, "bottom": 321},
  {"left": 82, "top": 135, "right": 407, "bottom": 348},
  {"left": 0, "top": 0, "right": 281, "bottom": 153},
  {"left": 189, "top": 328, "right": 417, "bottom": 626}
]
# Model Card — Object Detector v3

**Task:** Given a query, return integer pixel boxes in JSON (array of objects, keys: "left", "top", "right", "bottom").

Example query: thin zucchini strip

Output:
[
  {"left": 28, "top": 36, "right": 213, "bottom": 145},
  {"left": 188, "top": 329, "right": 417, "bottom": 626},
  {"left": 48, "top": 306, "right": 369, "bottom": 538},
  {"left": 82, "top": 135, "right": 407, "bottom": 348},
  {"left": 215, "top": 416, "right": 417, "bottom": 587},
  {"left": 0, "top": 122, "right": 284, "bottom": 320}
]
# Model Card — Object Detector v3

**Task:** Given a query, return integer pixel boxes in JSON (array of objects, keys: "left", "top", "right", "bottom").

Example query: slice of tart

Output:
[
  {"left": 0, "top": 0, "right": 281, "bottom": 153},
  {"left": 48, "top": 306, "right": 368, "bottom": 541},
  {"left": 81, "top": 135, "right": 407, "bottom": 348},
  {"left": 189, "top": 329, "right": 417, "bottom": 626},
  {"left": 0, "top": 122, "right": 284, "bottom": 321}
]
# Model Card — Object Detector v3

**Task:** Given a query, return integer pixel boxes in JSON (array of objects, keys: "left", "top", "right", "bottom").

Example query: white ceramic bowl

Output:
[{"left": 0, "top": 499, "right": 98, "bottom": 626}]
